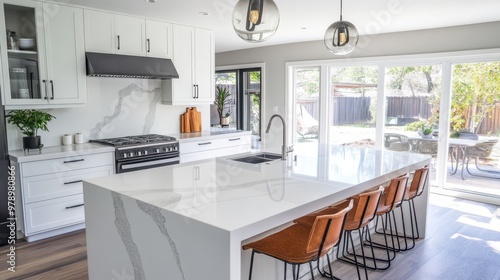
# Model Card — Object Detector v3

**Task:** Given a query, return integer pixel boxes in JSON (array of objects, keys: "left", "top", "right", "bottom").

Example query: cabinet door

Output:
[
  {"left": 84, "top": 10, "right": 115, "bottom": 53},
  {"left": 145, "top": 20, "right": 172, "bottom": 58},
  {"left": 0, "top": 0, "right": 48, "bottom": 106},
  {"left": 194, "top": 28, "right": 214, "bottom": 102},
  {"left": 43, "top": 3, "right": 86, "bottom": 104},
  {"left": 171, "top": 25, "right": 195, "bottom": 103},
  {"left": 115, "top": 15, "right": 145, "bottom": 56}
]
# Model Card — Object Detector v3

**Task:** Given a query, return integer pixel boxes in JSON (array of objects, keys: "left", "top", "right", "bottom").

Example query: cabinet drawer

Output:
[
  {"left": 25, "top": 194, "right": 85, "bottom": 235},
  {"left": 22, "top": 152, "right": 113, "bottom": 177},
  {"left": 180, "top": 135, "right": 251, "bottom": 154},
  {"left": 23, "top": 166, "right": 113, "bottom": 204},
  {"left": 180, "top": 145, "right": 251, "bottom": 163}
]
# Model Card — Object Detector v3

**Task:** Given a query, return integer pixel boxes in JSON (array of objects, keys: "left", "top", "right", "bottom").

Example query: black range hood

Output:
[{"left": 85, "top": 52, "right": 179, "bottom": 79}]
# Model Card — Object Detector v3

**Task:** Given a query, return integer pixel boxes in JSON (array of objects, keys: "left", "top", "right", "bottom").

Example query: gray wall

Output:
[{"left": 215, "top": 22, "right": 500, "bottom": 149}]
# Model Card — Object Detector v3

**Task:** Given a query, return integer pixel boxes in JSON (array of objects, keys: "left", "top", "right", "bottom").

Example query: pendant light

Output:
[
  {"left": 324, "top": 0, "right": 359, "bottom": 55},
  {"left": 232, "top": 0, "right": 280, "bottom": 43}
]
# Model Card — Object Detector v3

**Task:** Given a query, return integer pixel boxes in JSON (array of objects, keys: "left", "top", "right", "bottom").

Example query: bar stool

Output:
[
  {"left": 242, "top": 200, "right": 353, "bottom": 280},
  {"left": 363, "top": 175, "right": 410, "bottom": 269},
  {"left": 324, "top": 186, "right": 384, "bottom": 280},
  {"left": 394, "top": 165, "right": 429, "bottom": 250}
]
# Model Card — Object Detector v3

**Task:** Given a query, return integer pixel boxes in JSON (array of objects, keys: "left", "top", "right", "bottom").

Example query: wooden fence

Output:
[{"left": 298, "top": 96, "right": 500, "bottom": 134}]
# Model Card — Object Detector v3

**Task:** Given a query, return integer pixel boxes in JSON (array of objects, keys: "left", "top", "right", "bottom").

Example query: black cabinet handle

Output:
[
  {"left": 64, "top": 180, "right": 83, "bottom": 185},
  {"left": 42, "top": 80, "right": 48, "bottom": 100},
  {"left": 117, "top": 35, "right": 120, "bottom": 50},
  {"left": 50, "top": 80, "right": 54, "bottom": 99},
  {"left": 63, "top": 159, "right": 84, "bottom": 164},
  {"left": 65, "top": 203, "right": 84, "bottom": 209},
  {"left": 147, "top": 39, "right": 150, "bottom": 52},
  {"left": 229, "top": 138, "right": 241, "bottom": 141},
  {"left": 198, "top": 142, "right": 212, "bottom": 146},
  {"left": 192, "top": 85, "right": 196, "bottom": 98}
]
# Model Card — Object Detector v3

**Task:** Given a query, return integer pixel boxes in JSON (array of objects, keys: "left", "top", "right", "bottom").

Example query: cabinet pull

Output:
[
  {"left": 196, "top": 166, "right": 200, "bottom": 181},
  {"left": 65, "top": 203, "right": 84, "bottom": 209},
  {"left": 192, "top": 85, "right": 196, "bottom": 98},
  {"left": 50, "top": 80, "right": 54, "bottom": 99},
  {"left": 198, "top": 142, "right": 212, "bottom": 146},
  {"left": 147, "top": 39, "right": 150, "bottom": 52},
  {"left": 117, "top": 35, "right": 120, "bottom": 50},
  {"left": 195, "top": 85, "right": 199, "bottom": 98},
  {"left": 229, "top": 138, "right": 241, "bottom": 141},
  {"left": 42, "top": 80, "right": 48, "bottom": 100},
  {"left": 63, "top": 159, "right": 85, "bottom": 163},
  {"left": 64, "top": 180, "right": 83, "bottom": 185}
]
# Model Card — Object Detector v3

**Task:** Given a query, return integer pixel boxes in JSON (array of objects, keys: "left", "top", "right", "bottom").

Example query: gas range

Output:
[{"left": 90, "top": 134, "right": 180, "bottom": 173}]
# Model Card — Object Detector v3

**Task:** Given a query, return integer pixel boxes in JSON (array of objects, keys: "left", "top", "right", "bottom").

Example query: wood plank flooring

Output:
[{"left": 0, "top": 193, "right": 499, "bottom": 280}]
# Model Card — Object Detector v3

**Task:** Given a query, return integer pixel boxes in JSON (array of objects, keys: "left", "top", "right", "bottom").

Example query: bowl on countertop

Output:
[{"left": 18, "top": 38, "right": 36, "bottom": 50}]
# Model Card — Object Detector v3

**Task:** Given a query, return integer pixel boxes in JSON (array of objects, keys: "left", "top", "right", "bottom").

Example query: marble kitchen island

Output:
[{"left": 83, "top": 144, "right": 431, "bottom": 280}]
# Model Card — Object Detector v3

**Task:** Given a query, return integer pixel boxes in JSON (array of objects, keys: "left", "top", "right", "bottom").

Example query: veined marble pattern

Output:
[
  {"left": 90, "top": 83, "right": 160, "bottom": 139},
  {"left": 137, "top": 200, "right": 186, "bottom": 280},
  {"left": 111, "top": 192, "right": 146, "bottom": 280}
]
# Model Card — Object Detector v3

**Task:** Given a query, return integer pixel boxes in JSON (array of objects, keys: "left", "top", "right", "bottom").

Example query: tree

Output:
[{"left": 451, "top": 62, "right": 500, "bottom": 133}]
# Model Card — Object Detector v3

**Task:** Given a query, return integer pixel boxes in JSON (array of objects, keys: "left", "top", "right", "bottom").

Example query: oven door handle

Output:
[{"left": 121, "top": 157, "right": 179, "bottom": 170}]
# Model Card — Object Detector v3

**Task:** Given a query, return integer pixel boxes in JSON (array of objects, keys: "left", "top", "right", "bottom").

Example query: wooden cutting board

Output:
[{"left": 180, "top": 107, "right": 201, "bottom": 133}]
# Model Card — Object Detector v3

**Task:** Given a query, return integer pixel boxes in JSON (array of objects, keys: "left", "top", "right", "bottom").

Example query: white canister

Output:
[
  {"left": 62, "top": 134, "right": 73, "bottom": 145},
  {"left": 74, "top": 133, "right": 84, "bottom": 144}
]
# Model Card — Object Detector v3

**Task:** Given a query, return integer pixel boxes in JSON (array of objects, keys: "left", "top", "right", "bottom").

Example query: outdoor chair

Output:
[
  {"left": 461, "top": 139, "right": 500, "bottom": 180},
  {"left": 384, "top": 133, "right": 410, "bottom": 152},
  {"left": 408, "top": 139, "right": 438, "bottom": 157}
]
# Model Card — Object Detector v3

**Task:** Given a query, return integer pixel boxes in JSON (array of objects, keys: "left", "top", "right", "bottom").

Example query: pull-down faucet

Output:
[{"left": 265, "top": 114, "right": 294, "bottom": 160}]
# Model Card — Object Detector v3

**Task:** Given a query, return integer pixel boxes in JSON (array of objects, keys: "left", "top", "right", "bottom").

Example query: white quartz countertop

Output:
[
  {"left": 173, "top": 129, "right": 251, "bottom": 143},
  {"left": 9, "top": 143, "right": 115, "bottom": 163},
  {"left": 85, "top": 143, "right": 430, "bottom": 237}
]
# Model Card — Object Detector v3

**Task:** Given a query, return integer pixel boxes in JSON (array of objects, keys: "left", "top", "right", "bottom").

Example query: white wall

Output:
[
  {"left": 7, "top": 78, "right": 210, "bottom": 150},
  {"left": 215, "top": 22, "right": 500, "bottom": 149}
]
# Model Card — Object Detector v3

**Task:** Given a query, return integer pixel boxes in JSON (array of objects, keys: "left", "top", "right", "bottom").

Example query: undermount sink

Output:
[{"left": 230, "top": 153, "right": 282, "bottom": 164}]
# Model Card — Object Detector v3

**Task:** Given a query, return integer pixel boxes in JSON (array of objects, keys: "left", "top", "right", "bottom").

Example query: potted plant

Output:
[
  {"left": 214, "top": 85, "right": 232, "bottom": 126},
  {"left": 422, "top": 126, "right": 433, "bottom": 139},
  {"left": 6, "top": 109, "right": 55, "bottom": 151}
]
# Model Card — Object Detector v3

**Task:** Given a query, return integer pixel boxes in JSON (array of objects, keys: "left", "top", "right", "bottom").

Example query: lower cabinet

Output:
[
  {"left": 180, "top": 135, "right": 251, "bottom": 163},
  {"left": 15, "top": 152, "right": 114, "bottom": 242}
]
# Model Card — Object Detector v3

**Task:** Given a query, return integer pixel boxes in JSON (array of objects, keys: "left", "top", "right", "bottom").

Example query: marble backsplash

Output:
[{"left": 6, "top": 78, "right": 210, "bottom": 150}]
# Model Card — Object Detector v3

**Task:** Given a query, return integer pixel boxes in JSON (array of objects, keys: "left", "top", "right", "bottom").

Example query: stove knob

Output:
[
  {"left": 128, "top": 152, "right": 134, "bottom": 157},
  {"left": 122, "top": 153, "right": 127, "bottom": 159},
  {"left": 153, "top": 148, "right": 160, "bottom": 153},
  {"left": 143, "top": 150, "right": 148, "bottom": 155},
  {"left": 136, "top": 151, "right": 142, "bottom": 156},
  {"left": 173, "top": 146, "right": 178, "bottom": 151}
]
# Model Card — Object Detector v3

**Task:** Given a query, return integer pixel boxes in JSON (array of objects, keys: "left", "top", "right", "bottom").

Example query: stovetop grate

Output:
[{"left": 90, "top": 134, "right": 177, "bottom": 147}]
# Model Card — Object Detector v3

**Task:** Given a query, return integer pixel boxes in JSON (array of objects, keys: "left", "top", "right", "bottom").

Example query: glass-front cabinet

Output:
[{"left": 0, "top": 0, "right": 86, "bottom": 108}]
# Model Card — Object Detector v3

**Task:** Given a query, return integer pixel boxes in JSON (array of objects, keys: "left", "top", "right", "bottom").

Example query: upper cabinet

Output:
[
  {"left": 84, "top": 10, "right": 172, "bottom": 58},
  {"left": 0, "top": 0, "right": 86, "bottom": 108},
  {"left": 162, "top": 25, "right": 214, "bottom": 105}
]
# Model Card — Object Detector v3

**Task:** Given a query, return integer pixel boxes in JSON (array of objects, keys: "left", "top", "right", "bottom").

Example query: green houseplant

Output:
[
  {"left": 6, "top": 109, "right": 55, "bottom": 150},
  {"left": 422, "top": 126, "right": 433, "bottom": 138},
  {"left": 214, "top": 86, "right": 232, "bottom": 126}
]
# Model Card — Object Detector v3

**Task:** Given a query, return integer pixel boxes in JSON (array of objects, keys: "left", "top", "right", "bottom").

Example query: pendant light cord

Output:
[{"left": 340, "top": 0, "right": 343, "bottom": 21}]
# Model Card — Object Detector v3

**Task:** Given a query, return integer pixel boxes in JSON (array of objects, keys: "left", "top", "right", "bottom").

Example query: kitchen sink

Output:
[{"left": 230, "top": 152, "right": 282, "bottom": 164}]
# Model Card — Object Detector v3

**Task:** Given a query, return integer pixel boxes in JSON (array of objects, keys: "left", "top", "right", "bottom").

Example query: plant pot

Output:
[
  {"left": 23, "top": 136, "right": 41, "bottom": 150},
  {"left": 422, "top": 134, "right": 432, "bottom": 139},
  {"left": 220, "top": 117, "right": 230, "bottom": 126}
]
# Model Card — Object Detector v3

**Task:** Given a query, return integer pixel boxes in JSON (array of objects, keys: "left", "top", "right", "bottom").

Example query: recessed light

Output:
[
  {"left": 199, "top": 12, "right": 210, "bottom": 16},
  {"left": 301, "top": 27, "right": 308, "bottom": 30},
  {"left": 145, "top": 0, "right": 157, "bottom": 3}
]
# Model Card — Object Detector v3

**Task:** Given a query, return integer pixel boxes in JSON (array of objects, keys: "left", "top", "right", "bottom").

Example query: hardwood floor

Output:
[{"left": 0, "top": 193, "right": 499, "bottom": 280}]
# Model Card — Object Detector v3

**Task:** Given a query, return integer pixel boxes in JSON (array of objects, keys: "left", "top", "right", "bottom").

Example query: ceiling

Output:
[{"left": 67, "top": 0, "right": 500, "bottom": 53}]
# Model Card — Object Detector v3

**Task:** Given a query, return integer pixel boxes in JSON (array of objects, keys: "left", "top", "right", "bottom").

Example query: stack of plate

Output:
[{"left": 18, "top": 38, "right": 35, "bottom": 50}]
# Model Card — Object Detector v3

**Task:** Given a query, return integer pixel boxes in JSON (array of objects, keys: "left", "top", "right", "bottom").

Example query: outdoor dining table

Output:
[{"left": 407, "top": 137, "right": 480, "bottom": 175}]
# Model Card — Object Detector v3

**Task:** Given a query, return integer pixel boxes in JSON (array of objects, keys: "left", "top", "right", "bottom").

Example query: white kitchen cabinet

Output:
[
  {"left": 162, "top": 25, "right": 214, "bottom": 105},
  {"left": 145, "top": 20, "right": 172, "bottom": 58},
  {"left": 180, "top": 134, "right": 251, "bottom": 163},
  {"left": 115, "top": 14, "right": 146, "bottom": 56},
  {"left": 0, "top": 0, "right": 86, "bottom": 108},
  {"left": 13, "top": 151, "right": 114, "bottom": 242},
  {"left": 85, "top": 11, "right": 171, "bottom": 58},
  {"left": 173, "top": 161, "right": 215, "bottom": 210}
]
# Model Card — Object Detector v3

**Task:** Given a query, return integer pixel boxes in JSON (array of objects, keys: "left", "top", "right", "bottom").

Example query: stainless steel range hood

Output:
[{"left": 85, "top": 52, "right": 179, "bottom": 79}]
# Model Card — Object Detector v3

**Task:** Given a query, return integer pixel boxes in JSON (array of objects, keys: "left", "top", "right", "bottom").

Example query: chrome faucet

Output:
[{"left": 265, "top": 114, "right": 294, "bottom": 160}]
